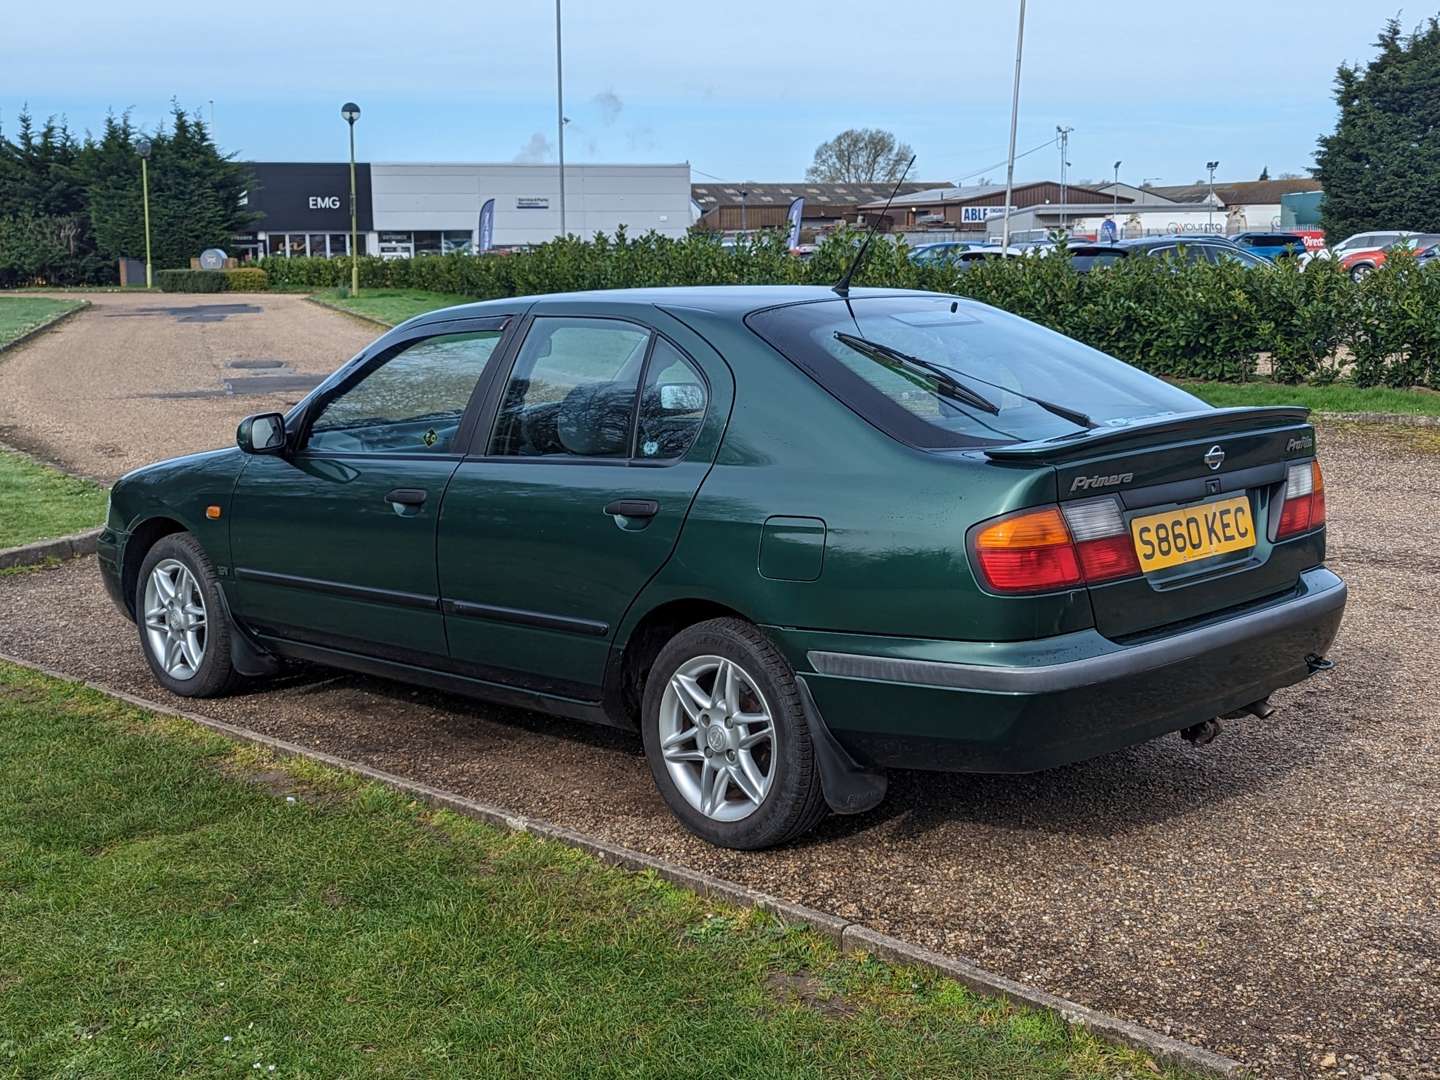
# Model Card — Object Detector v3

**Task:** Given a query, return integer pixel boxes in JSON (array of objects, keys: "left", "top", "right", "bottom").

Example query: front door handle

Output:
[
  {"left": 385, "top": 488, "right": 428, "bottom": 508},
  {"left": 604, "top": 498, "right": 659, "bottom": 519}
]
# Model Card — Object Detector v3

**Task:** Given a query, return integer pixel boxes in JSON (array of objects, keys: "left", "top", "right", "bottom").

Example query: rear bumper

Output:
[{"left": 772, "top": 566, "right": 1346, "bottom": 772}]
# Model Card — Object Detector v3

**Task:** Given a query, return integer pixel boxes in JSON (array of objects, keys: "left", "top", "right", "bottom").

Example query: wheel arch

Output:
[
  {"left": 120, "top": 516, "right": 188, "bottom": 618},
  {"left": 602, "top": 597, "right": 756, "bottom": 727}
]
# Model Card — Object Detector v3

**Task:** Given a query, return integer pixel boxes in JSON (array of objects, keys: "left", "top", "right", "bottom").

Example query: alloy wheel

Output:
[
  {"left": 657, "top": 655, "right": 776, "bottom": 822},
  {"left": 142, "top": 558, "right": 207, "bottom": 681}
]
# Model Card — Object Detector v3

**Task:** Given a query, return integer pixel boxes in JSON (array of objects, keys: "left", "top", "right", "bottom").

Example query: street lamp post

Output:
[
  {"left": 1113, "top": 159, "right": 1122, "bottom": 232},
  {"left": 1206, "top": 159, "right": 1220, "bottom": 230},
  {"left": 342, "top": 102, "right": 361, "bottom": 295},
  {"left": 739, "top": 189, "right": 748, "bottom": 234},
  {"left": 136, "top": 137, "right": 154, "bottom": 289},
  {"left": 1000, "top": 0, "right": 1027, "bottom": 253},
  {"left": 555, "top": 0, "right": 567, "bottom": 237}
]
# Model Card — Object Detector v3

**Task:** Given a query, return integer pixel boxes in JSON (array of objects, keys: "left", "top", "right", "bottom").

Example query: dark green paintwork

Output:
[{"left": 99, "top": 286, "right": 1340, "bottom": 773}]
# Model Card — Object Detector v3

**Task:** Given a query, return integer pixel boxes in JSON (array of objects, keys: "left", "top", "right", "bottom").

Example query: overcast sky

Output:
[{"left": 1, "top": 1, "right": 1403, "bottom": 187}]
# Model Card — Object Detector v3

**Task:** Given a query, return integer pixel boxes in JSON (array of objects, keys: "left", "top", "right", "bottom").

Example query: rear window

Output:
[
  {"left": 746, "top": 295, "right": 1207, "bottom": 450},
  {"left": 1248, "top": 235, "right": 1297, "bottom": 248}
]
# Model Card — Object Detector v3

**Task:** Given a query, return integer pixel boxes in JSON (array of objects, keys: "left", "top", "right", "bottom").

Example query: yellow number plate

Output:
[{"left": 1130, "top": 494, "right": 1255, "bottom": 573}]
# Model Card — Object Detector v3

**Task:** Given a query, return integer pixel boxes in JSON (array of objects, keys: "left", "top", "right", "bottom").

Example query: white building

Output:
[{"left": 236, "top": 161, "right": 693, "bottom": 260}]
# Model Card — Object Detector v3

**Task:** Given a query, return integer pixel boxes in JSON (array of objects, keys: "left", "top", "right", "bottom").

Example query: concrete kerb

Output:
[
  {"left": 0, "top": 527, "right": 103, "bottom": 571},
  {"left": 0, "top": 300, "right": 90, "bottom": 358},
  {"left": 303, "top": 294, "right": 397, "bottom": 330},
  {"left": 0, "top": 650, "right": 1247, "bottom": 1078}
]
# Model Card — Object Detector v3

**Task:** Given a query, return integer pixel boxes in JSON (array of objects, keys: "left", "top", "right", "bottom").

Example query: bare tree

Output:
[{"left": 806, "top": 128, "right": 914, "bottom": 183}]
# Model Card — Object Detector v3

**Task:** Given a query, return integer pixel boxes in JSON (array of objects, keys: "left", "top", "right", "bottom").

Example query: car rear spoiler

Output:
[{"left": 983, "top": 406, "right": 1312, "bottom": 464}]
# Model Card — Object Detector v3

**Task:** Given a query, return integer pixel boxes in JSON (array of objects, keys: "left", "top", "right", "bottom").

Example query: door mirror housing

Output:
[{"left": 237, "top": 412, "right": 288, "bottom": 455}]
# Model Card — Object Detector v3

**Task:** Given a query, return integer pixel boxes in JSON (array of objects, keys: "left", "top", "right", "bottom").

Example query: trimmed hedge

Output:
[
  {"left": 156, "top": 269, "right": 228, "bottom": 293},
  {"left": 223, "top": 267, "right": 268, "bottom": 291},
  {"left": 260, "top": 230, "right": 1440, "bottom": 388}
]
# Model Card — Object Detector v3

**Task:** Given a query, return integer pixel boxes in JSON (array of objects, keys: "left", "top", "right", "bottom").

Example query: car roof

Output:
[
  {"left": 1115, "top": 235, "right": 1232, "bottom": 249},
  {"left": 406, "top": 285, "right": 946, "bottom": 325}
]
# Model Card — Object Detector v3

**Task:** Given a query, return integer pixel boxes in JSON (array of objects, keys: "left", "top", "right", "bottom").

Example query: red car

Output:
[{"left": 1339, "top": 234, "right": 1440, "bottom": 281}]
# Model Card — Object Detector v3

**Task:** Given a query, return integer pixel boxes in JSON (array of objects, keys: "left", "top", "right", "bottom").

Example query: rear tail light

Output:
[
  {"left": 970, "top": 497, "right": 1139, "bottom": 594},
  {"left": 1276, "top": 460, "right": 1326, "bottom": 539},
  {"left": 1062, "top": 498, "right": 1143, "bottom": 583}
]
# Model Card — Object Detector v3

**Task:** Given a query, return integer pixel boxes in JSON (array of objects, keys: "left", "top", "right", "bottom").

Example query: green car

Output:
[{"left": 99, "top": 286, "right": 1345, "bottom": 849}]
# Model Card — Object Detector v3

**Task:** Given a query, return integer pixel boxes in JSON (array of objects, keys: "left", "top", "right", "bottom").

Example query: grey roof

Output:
[
  {"left": 1148, "top": 178, "right": 1322, "bottom": 206},
  {"left": 860, "top": 179, "right": 1116, "bottom": 210},
  {"left": 691, "top": 181, "right": 951, "bottom": 209}
]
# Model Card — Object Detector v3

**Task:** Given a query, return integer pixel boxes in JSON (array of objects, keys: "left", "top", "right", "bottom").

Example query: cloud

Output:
[
  {"left": 625, "top": 125, "right": 656, "bottom": 153},
  {"left": 592, "top": 89, "right": 623, "bottom": 126},
  {"left": 513, "top": 132, "right": 552, "bottom": 163}
]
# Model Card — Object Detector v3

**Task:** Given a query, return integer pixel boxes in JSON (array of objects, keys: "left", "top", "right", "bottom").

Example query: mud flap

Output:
[
  {"left": 796, "top": 675, "right": 887, "bottom": 815},
  {"left": 215, "top": 584, "right": 282, "bottom": 678}
]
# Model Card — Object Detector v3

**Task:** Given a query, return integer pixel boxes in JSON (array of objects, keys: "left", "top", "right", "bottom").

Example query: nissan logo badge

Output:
[{"left": 1204, "top": 445, "right": 1225, "bottom": 471}]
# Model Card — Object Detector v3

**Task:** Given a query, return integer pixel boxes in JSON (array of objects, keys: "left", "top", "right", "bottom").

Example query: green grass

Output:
[
  {"left": 0, "top": 450, "right": 107, "bottom": 549},
  {"left": 1176, "top": 379, "right": 1440, "bottom": 417},
  {"left": 0, "top": 662, "right": 1198, "bottom": 1080},
  {"left": 311, "top": 288, "right": 473, "bottom": 327},
  {"left": 0, "top": 296, "right": 85, "bottom": 346}
]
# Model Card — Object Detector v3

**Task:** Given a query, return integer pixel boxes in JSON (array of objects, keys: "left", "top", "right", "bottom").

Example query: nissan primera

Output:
[{"left": 100, "top": 287, "right": 1345, "bottom": 849}]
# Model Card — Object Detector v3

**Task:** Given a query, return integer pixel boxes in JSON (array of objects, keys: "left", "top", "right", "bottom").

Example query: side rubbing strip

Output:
[{"left": 442, "top": 598, "right": 610, "bottom": 638}]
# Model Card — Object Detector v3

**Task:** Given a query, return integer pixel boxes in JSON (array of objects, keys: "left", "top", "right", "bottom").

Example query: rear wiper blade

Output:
[
  {"left": 833, "top": 331, "right": 1095, "bottom": 429},
  {"left": 832, "top": 332, "right": 999, "bottom": 415}
]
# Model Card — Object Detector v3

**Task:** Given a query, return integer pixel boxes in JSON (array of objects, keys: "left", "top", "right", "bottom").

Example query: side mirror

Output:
[{"left": 237, "top": 412, "right": 287, "bottom": 455}]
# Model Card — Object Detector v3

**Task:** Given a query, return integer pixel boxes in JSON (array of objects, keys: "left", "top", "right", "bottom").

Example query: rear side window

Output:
[
  {"left": 747, "top": 296, "right": 1206, "bottom": 450},
  {"left": 489, "top": 317, "right": 649, "bottom": 458},
  {"left": 635, "top": 339, "right": 707, "bottom": 460}
]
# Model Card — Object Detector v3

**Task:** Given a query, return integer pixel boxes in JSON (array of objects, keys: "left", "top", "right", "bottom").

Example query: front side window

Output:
[
  {"left": 635, "top": 338, "right": 707, "bottom": 460},
  {"left": 747, "top": 296, "right": 1206, "bottom": 450},
  {"left": 306, "top": 330, "right": 504, "bottom": 454},
  {"left": 489, "top": 317, "right": 651, "bottom": 458}
]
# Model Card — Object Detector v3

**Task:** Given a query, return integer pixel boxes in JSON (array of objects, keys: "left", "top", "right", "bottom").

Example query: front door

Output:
[
  {"left": 228, "top": 318, "right": 511, "bottom": 663},
  {"left": 437, "top": 310, "right": 730, "bottom": 697}
]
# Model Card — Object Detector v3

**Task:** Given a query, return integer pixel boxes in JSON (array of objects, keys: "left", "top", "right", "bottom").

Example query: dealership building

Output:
[{"left": 234, "top": 161, "right": 694, "bottom": 259}]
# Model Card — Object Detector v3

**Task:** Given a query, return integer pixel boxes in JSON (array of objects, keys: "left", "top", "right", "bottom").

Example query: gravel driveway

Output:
[
  {"left": 0, "top": 406, "right": 1435, "bottom": 1075},
  {"left": 0, "top": 292, "right": 374, "bottom": 482}
]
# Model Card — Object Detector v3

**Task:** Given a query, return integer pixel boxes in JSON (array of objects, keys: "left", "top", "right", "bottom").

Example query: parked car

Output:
[
  {"left": 1337, "top": 234, "right": 1440, "bottom": 281},
  {"left": 909, "top": 242, "right": 981, "bottom": 266},
  {"left": 1048, "top": 243, "right": 1128, "bottom": 272},
  {"left": 1323, "top": 230, "right": 1418, "bottom": 262},
  {"left": 1229, "top": 232, "right": 1311, "bottom": 263},
  {"left": 1114, "top": 236, "right": 1270, "bottom": 268},
  {"left": 99, "top": 286, "right": 1345, "bottom": 849},
  {"left": 1416, "top": 241, "right": 1440, "bottom": 269}
]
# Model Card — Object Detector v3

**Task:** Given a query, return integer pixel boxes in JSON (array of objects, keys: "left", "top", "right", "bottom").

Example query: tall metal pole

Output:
[
  {"left": 141, "top": 157, "right": 153, "bottom": 289},
  {"left": 1000, "top": 0, "right": 1027, "bottom": 254},
  {"left": 1113, "top": 160, "right": 1121, "bottom": 227},
  {"left": 555, "top": 0, "right": 567, "bottom": 237},
  {"left": 348, "top": 122, "right": 359, "bottom": 294}
]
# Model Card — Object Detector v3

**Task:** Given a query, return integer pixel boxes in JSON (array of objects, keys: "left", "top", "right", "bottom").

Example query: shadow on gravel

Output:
[{"left": 229, "top": 658, "right": 1348, "bottom": 847}]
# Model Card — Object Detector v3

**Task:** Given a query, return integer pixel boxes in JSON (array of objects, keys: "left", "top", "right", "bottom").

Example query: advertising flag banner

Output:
[
  {"left": 786, "top": 197, "right": 804, "bottom": 249},
  {"left": 478, "top": 198, "right": 495, "bottom": 252}
]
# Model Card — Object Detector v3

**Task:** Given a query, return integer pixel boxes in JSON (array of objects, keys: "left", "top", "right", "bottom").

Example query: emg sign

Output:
[{"left": 308, "top": 196, "right": 342, "bottom": 210}]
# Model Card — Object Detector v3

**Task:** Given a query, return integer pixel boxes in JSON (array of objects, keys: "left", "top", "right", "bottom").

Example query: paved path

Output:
[
  {"left": 0, "top": 292, "right": 375, "bottom": 482},
  {"left": 0, "top": 401, "right": 1434, "bottom": 1072}
]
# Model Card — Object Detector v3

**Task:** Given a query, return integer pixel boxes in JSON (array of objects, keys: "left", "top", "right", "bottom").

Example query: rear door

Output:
[
  {"left": 227, "top": 317, "right": 512, "bottom": 661},
  {"left": 436, "top": 305, "right": 733, "bottom": 698}
]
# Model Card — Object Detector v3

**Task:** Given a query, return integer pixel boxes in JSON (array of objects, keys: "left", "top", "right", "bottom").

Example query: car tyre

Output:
[
  {"left": 135, "top": 532, "right": 240, "bottom": 698},
  {"left": 641, "top": 617, "right": 827, "bottom": 850},
  {"left": 1349, "top": 263, "right": 1374, "bottom": 282}
]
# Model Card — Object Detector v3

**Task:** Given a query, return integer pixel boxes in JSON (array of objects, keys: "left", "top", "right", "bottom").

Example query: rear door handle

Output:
[
  {"left": 604, "top": 499, "right": 660, "bottom": 519},
  {"left": 385, "top": 488, "right": 428, "bottom": 508}
]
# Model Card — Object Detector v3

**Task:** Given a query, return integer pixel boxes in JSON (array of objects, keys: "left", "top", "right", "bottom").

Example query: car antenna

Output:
[{"left": 833, "top": 154, "right": 916, "bottom": 298}]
